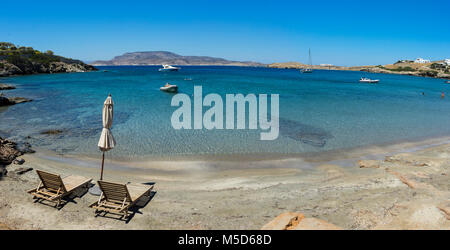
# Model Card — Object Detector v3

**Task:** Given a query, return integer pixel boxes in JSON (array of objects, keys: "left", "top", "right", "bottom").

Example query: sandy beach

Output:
[
  {"left": 2, "top": 0, "right": 450, "bottom": 235},
  {"left": 1, "top": 137, "right": 449, "bottom": 230}
]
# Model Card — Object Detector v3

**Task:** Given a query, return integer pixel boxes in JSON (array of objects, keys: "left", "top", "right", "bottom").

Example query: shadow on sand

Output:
[
  {"left": 94, "top": 182, "right": 157, "bottom": 224},
  {"left": 32, "top": 184, "right": 90, "bottom": 210}
]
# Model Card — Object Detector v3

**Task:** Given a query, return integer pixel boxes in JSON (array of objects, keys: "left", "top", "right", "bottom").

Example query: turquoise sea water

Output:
[{"left": 1, "top": 66, "right": 450, "bottom": 160}]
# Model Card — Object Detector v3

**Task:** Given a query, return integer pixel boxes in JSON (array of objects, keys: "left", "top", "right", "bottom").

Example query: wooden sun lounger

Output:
[
  {"left": 90, "top": 180, "right": 154, "bottom": 218},
  {"left": 27, "top": 170, "right": 92, "bottom": 208}
]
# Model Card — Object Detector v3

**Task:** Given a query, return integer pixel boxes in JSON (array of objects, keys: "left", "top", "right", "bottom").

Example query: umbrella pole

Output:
[{"left": 100, "top": 151, "right": 105, "bottom": 180}]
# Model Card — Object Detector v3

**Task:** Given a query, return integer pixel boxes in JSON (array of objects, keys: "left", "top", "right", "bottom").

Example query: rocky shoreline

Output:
[
  {"left": 0, "top": 60, "right": 97, "bottom": 77},
  {"left": 0, "top": 137, "right": 34, "bottom": 178},
  {"left": 269, "top": 61, "right": 450, "bottom": 80}
]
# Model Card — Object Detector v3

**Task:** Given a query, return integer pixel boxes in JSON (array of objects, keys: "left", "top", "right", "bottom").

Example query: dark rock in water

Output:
[
  {"left": 41, "top": 129, "right": 64, "bottom": 135},
  {"left": 0, "top": 83, "right": 15, "bottom": 90},
  {"left": 0, "top": 96, "right": 32, "bottom": 106},
  {"left": 0, "top": 96, "right": 13, "bottom": 106},
  {"left": 16, "top": 142, "right": 35, "bottom": 154},
  {"left": 279, "top": 118, "right": 333, "bottom": 147},
  {"left": 6, "top": 97, "right": 32, "bottom": 104}
]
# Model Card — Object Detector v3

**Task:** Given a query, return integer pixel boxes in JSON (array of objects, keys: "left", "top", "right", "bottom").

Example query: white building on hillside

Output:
[
  {"left": 445, "top": 59, "right": 450, "bottom": 65},
  {"left": 414, "top": 58, "right": 431, "bottom": 64}
]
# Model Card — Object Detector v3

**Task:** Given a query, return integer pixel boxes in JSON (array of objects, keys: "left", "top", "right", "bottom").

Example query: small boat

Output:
[
  {"left": 184, "top": 77, "right": 192, "bottom": 81},
  {"left": 301, "top": 68, "right": 313, "bottom": 73},
  {"left": 359, "top": 77, "right": 379, "bottom": 83},
  {"left": 158, "top": 64, "right": 180, "bottom": 72},
  {"left": 445, "top": 80, "right": 450, "bottom": 84},
  {"left": 160, "top": 83, "right": 178, "bottom": 93}
]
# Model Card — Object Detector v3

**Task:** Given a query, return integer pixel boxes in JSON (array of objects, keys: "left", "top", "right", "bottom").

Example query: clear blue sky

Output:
[{"left": 1, "top": 0, "right": 449, "bottom": 66}]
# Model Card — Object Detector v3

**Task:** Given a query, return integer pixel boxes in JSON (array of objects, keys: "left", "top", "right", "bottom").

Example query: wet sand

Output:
[{"left": 1, "top": 138, "right": 450, "bottom": 229}]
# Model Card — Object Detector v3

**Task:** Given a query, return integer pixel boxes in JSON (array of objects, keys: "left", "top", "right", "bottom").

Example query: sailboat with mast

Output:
[{"left": 301, "top": 48, "right": 313, "bottom": 73}]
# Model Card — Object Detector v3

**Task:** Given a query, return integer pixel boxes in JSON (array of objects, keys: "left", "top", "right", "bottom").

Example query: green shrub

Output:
[
  {"left": 389, "top": 66, "right": 416, "bottom": 72},
  {"left": 0, "top": 42, "right": 15, "bottom": 50},
  {"left": 419, "top": 70, "right": 438, "bottom": 77},
  {"left": 29, "top": 53, "right": 60, "bottom": 65},
  {"left": 6, "top": 54, "right": 33, "bottom": 71}
]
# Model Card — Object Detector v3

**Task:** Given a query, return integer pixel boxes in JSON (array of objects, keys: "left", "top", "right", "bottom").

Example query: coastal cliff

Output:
[
  {"left": 269, "top": 60, "right": 450, "bottom": 79},
  {"left": 0, "top": 42, "right": 97, "bottom": 77}
]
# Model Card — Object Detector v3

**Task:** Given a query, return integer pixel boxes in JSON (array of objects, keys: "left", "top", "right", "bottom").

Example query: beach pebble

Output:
[{"left": 13, "top": 158, "right": 25, "bottom": 165}]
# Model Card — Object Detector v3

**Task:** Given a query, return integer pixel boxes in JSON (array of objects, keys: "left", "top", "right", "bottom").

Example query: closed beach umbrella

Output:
[{"left": 98, "top": 94, "right": 115, "bottom": 180}]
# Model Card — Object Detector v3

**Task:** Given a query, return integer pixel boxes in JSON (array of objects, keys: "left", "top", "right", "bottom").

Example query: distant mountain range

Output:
[{"left": 91, "top": 51, "right": 265, "bottom": 66}]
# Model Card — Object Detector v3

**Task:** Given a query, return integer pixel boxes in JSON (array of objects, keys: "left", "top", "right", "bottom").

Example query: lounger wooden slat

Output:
[
  {"left": 63, "top": 175, "right": 93, "bottom": 192},
  {"left": 127, "top": 183, "right": 153, "bottom": 202},
  {"left": 90, "top": 180, "right": 154, "bottom": 218},
  {"left": 27, "top": 170, "right": 92, "bottom": 208}
]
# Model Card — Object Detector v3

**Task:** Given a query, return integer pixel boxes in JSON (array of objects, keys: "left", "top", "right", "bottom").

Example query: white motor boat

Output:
[
  {"left": 158, "top": 64, "right": 180, "bottom": 72},
  {"left": 160, "top": 83, "right": 178, "bottom": 93},
  {"left": 359, "top": 77, "right": 379, "bottom": 83}
]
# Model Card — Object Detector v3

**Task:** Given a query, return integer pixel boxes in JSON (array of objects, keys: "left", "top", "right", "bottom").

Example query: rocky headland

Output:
[{"left": 0, "top": 42, "right": 97, "bottom": 77}]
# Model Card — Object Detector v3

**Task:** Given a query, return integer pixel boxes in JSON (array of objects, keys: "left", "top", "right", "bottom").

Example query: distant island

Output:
[
  {"left": 269, "top": 59, "right": 450, "bottom": 79},
  {"left": 91, "top": 51, "right": 265, "bottom": 66},
  {"left": 0, "top": 42, "right": 97, "bottom": 77}
]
